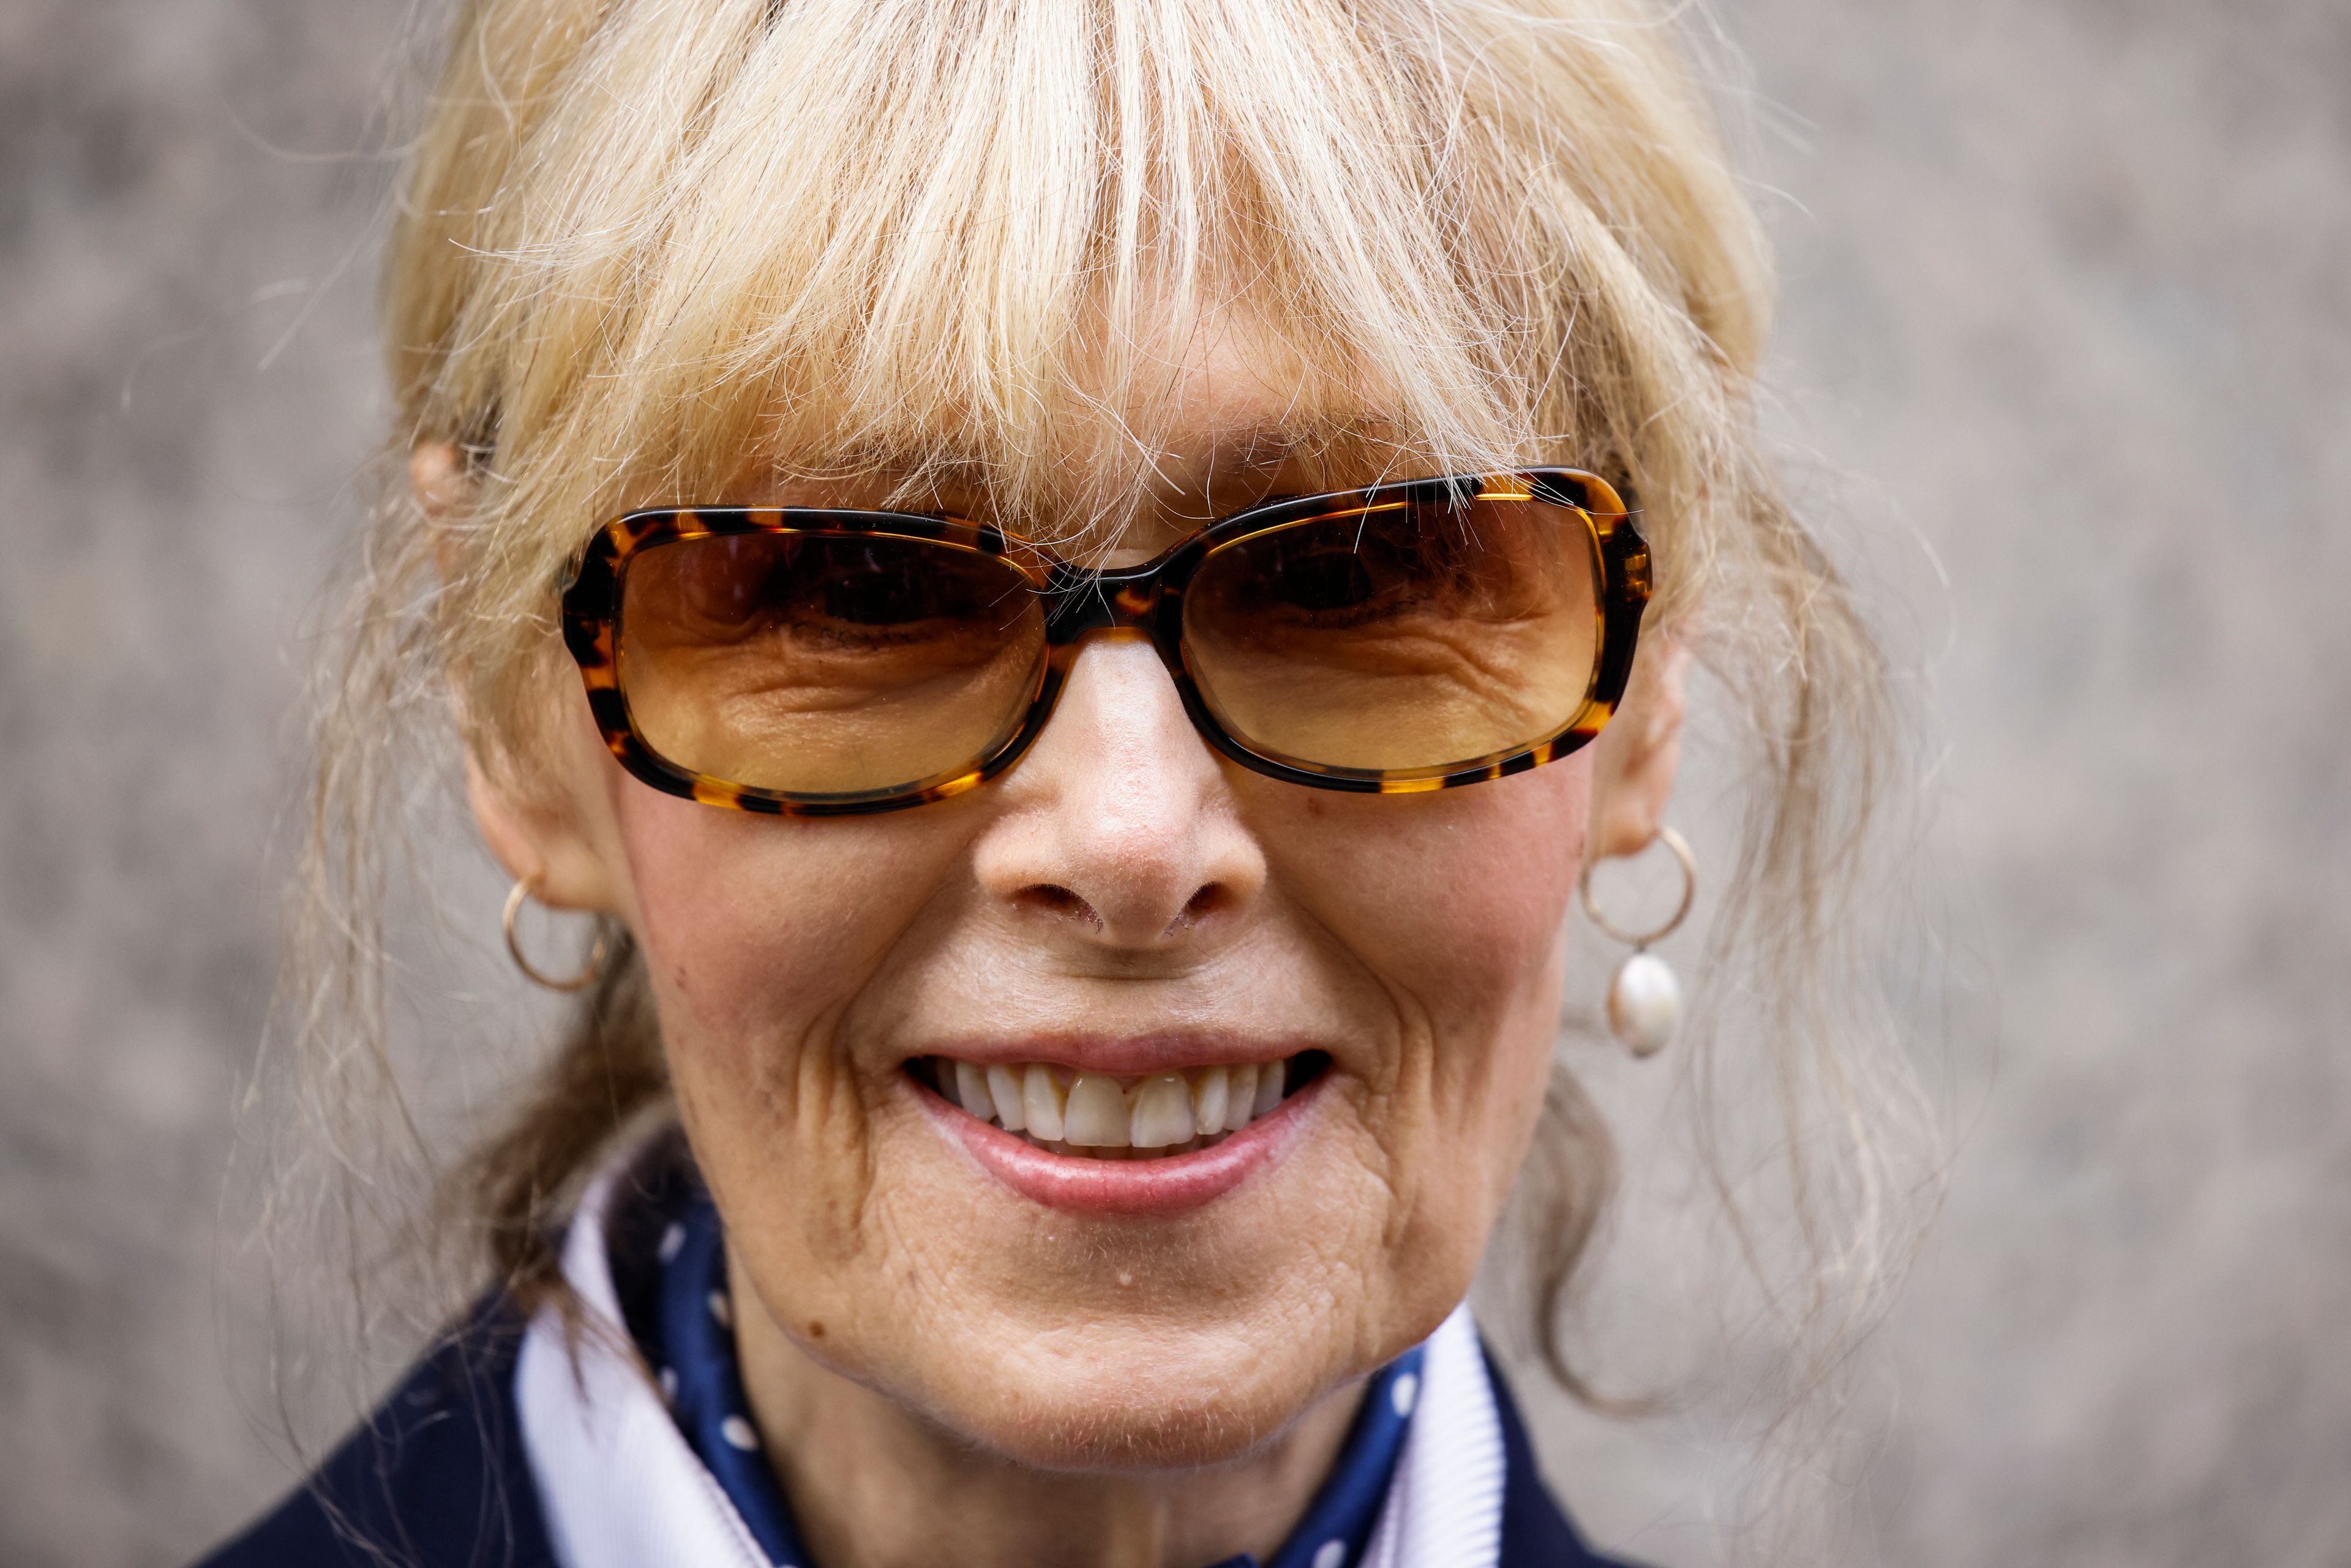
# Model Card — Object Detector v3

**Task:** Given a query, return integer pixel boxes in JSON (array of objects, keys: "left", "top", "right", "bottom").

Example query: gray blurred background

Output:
[{"left": 2, "top": 1, "right": 2344, "bottom": 1564}]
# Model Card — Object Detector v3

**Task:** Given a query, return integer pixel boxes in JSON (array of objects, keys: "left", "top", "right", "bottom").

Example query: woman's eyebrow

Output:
[
  {"left": 722, "top": 451, "right": 984, "bottom": 507},
  {"left": 744, "top": 415, "right": 1396, "bottom": 509},
  {"left": 1195, "top": 427, "right": 1303, "bottom": 487},
  {"left": 1179, "top": 415, "right": 1398, "bottom": 492}
]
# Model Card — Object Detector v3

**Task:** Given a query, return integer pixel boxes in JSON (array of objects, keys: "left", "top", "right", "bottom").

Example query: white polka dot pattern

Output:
[{"left": 516, "top": 1166, "right": 784, "bottom": 1568}]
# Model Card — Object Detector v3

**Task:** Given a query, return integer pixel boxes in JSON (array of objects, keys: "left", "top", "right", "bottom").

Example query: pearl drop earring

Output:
[{"left": 1579, "top": 825, "right": 1697, "bottom": 1058}]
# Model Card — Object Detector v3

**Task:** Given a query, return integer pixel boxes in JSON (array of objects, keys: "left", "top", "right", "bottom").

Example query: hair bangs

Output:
[{"left": 398, "top": 0, "right": 1717, "bottom": 563}]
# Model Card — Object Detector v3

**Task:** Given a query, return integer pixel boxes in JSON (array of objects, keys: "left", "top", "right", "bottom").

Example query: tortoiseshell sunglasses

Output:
[{"left": 559, "top": 468, "right": 1649, "bottom": 816}]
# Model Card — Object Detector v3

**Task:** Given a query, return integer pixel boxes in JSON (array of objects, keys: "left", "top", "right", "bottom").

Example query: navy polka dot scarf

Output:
[{"left": 636, "top": 1187, "right": 1424, "bottom": 1568}]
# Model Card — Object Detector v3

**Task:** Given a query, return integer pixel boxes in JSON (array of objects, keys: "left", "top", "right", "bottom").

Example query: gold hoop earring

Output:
[
  {"left": 1579, "top": 825, "right": 1696, "bottom": 1058},
  {"left": 502, "top": 874, "right": 610, "bottom": 993}
]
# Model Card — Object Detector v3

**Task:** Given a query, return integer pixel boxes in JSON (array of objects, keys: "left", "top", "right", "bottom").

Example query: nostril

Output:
[
  {"left": 1008, "top": 879, "right": 1236, "bottom": 943},
  {"left": 1015, "top": 883, "right": 1101, "bottom": 928},
  {"left": 1180, "top": 883, "right": 1232, "bottom": 925}
]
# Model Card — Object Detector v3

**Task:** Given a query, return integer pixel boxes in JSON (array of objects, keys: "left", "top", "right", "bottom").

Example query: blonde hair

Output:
[{"left": 287, "top": 0, "right": 1925, "bottom": 1539}]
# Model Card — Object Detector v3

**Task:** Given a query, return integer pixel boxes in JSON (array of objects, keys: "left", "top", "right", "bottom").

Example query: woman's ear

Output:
[
  {"left": 1586, "top": 638, "right": 1692, "bottom": 863},
  {"left": 411, "top": 441, "right": 473, "bottom": 579},
  {"left": 417, "top": 439, "right": 624, "bottom": 915},
  {"left": 465, "top": 746, "right": 619, "bottom": 912},
  {"left": 410, "top": 440, "right": 469, "bottom": 510}
]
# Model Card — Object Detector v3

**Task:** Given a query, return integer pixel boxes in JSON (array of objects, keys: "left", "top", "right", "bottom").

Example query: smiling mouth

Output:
[{"left": 907, "top": 1053, "right": 1332, "bottom": 1161}]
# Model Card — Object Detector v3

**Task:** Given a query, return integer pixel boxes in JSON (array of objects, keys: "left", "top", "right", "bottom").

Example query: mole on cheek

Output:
[{"left": 806, "top": 1321, "right": 826, "bottom": 1339}]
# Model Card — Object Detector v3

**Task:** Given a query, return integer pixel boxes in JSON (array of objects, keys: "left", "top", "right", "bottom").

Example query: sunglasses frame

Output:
[{"left": 560, "top": 468, "right": 1650, "bottom": 816}]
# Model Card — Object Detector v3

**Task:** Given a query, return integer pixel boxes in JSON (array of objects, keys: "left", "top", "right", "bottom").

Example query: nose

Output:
[{"left": 970, "top": 637, "right": 1267, "bottom": 952}]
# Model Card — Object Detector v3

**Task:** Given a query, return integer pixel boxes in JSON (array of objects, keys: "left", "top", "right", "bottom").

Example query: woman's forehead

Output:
[
  {"left": 732, "top": 423, "right": 1398, "bottom": 506},
  {"left": 716, "top": 323, "right": 1424, "bottom": 531}
]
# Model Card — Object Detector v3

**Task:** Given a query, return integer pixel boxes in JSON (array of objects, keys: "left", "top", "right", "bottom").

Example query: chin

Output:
[{"left": 908, "top": 1320, "right": 1352, "bottom": 1473}]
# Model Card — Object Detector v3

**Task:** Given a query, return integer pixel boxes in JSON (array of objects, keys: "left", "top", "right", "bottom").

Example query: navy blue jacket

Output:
[{"left": 198, "top": 1297, "right": 1637, "bottom": 1568}]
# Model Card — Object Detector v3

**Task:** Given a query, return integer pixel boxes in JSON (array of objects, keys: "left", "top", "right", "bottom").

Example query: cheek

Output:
[
  {"left": 1289, "top": 763, "right": 1589, "bottom": 1040},
  {"left": 604, "top": 784, "right": 975, "bottom": 1269},
  {"left": 1277, "top": 765, "right": 1590, "bottom": 1245},
  {"left": 612, "top": 787, "right": 948, "bottom": 1044}
]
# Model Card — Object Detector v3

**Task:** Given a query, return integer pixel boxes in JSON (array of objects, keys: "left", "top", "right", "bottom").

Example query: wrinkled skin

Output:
[{"left": 431, "top": 346, "right": 1688, "bottom": 1568}]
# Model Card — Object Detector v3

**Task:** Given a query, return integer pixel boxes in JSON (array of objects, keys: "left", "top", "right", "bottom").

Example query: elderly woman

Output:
[{"left": 200, "top": 1, "right": 1900, "bottom": 1564}]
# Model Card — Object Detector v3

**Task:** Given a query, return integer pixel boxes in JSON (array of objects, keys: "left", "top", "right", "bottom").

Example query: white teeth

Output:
[
  {"left": 1062, "top": 1073, "right": 1131, "bottom": 1147},
  {"left": 1224, "top": 1063, "right": 1259, "bottom": 1132},
  {"left": 1022, "top": 1063, "right": 1067, "bottom": 1141},
  {"left": 1191, "top": 1067, "right": 1230, "bottom": 1136},
  {"left": 988, "top": 1063, "right": 1026, "bottom": 1132},
  {"left": 930, "top": 1054, "right": 1309, "bottom": 1158},
  {"left": 1253, "top": 1063, "right": 1284, "bottom": 1118},
  {"left": 954, "top": 1060, "right": 996, "bottom": 1122},
  {"left": 1130, "top": 1075, "right": 1196, "bottom": 1149}
]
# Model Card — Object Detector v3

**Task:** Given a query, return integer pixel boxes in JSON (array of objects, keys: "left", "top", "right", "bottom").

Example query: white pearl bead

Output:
[{"left": 1607, "top": 951, "right": 1681, "bottom": 1057}]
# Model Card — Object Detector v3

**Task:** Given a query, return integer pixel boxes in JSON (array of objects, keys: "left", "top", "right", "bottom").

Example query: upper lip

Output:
[{"left": 902, "top": 1033, "right": 1312, "bottom": 1078}]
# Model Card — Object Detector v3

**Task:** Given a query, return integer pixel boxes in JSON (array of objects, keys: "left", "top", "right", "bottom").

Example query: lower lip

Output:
[{"left": 912, "top": 1073, "right": 1323, "bottom": 1215}]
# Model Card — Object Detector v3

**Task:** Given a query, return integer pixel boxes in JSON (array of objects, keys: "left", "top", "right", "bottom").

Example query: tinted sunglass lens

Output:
[
  {"left": 618, "top": 531, "right": 1045, "bottom": 797},
  {"left": 1181, "top": 493, "right": 1602, "bottom": 773}
]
